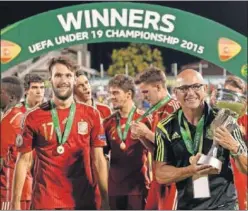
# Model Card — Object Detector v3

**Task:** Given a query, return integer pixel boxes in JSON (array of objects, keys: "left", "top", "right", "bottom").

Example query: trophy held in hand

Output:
[{"left": 197, "top": 88, "right": 247, "bottom": 173}]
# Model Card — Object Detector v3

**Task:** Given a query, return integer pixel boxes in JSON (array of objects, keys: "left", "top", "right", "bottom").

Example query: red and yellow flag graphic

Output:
[
  {"left": 218, "top": 38, "right": 241, "bottom": 62},
  {"left": 1, "top": 40, "right": 21, "bottom": 64}
]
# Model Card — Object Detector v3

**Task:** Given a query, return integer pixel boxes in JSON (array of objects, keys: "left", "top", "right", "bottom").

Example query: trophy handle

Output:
[{"left": 207, "top": 143, "right": 218, "bottom": 157}]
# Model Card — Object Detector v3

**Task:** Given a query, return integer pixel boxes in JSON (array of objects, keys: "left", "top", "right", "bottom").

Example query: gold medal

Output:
[
  {"left": 120, "top": 142, "right": 126, "bottom": 150},
  {"left": 57, "top": 145, "right": 65, "bottom": 154}
]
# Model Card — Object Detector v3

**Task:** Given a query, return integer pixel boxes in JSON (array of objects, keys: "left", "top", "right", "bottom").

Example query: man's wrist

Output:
[
  {"left": 183, "top": 165, "right": 195, "bottom": 177},
  {"left": 144, "top": 130, "right": 154, "bottom": 142},
  {"left": 230, "top": 144, "right": 239, "bottom": 155},
  {"left": 230, "top": 145, "right": 243, "bottom": 158}
]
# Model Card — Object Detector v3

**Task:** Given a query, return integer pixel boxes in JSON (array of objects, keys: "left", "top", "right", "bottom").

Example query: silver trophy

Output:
[{"left": 197, "top": 88, "right": 247, "bottom": 172}]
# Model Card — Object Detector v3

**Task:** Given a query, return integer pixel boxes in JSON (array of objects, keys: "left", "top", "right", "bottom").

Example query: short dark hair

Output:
[
  {"left": 135, "top": 67, "right": 166, "bottom": 88},
  {"left": 48, "top": 56, "right": 79, "bottom": 74},
  {"left": 224, "top": 75, "right": 246, "bottom": 94},
  {"left": 1, "top": 76, "right": 24, "bottom": 102},
  {"left": 75, "top": 69, "right": 86, "bottom": 78},
  {"left": 108, "top": 74, "right": 135, "bottom": 98},
  {"left": 24, "top": 74, "right": 44, "bottom": 90}
]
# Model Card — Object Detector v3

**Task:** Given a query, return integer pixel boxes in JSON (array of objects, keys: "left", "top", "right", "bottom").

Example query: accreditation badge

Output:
[{"left": 78, "top": 121, "right": 88, "bottom": 135}]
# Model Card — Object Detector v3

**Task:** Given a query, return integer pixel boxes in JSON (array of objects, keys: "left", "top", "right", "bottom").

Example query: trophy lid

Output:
[
  {"left": 215, "top": 88, "right": 247, "bottom": 117},
  {"left": 216, "top": 88, "right": 246, "bottom": 102}
]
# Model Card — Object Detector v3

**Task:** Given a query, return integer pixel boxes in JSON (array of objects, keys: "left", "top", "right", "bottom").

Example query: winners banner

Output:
[{"left": 0, "top": 2, "right": 247, "bottom": 80}]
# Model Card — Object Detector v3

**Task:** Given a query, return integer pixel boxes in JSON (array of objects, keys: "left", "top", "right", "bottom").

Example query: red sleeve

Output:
[
  {"left": 238, "top": 114, "right": 248, "bottom": 141},
  {"left": 0, "top": 112, "right": 23, "bottom": 157},
  {"left": 17, "top": 113, "right": 35, "bottom": 153},
  {"left": 143, "top": 115, "right": 153, "bottom": 130},
  {"left": 152, "top": 112, "right": 159, "bottom": 132},
  {"left": 0, "top": 123, "right": 15, "bottom": 157},
  {"left": 97, "top": 105, "right": 112, "bottom": 119},
  {"left": 90, "top": 109, "right": 107, "bottom": 147},
  {"left": 104, "top": 107, "right": 112, "bottom": 119},
  {"left": 103, "top": 118, "right": 112, "bottom": 154}
]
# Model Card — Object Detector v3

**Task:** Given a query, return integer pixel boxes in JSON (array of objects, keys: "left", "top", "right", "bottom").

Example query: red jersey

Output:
[
  {"left": 238, "top": 114, "right": 248, "bottom": 142},
  {"left": 103, "top": 109, "right": 152, "bottom": 196},
  {"left": 0, "top": 103, "right": 33, "bottom": 203},
  {"left": 74, "top": 98, "right": 111, "bottom": 120},
  {"left": 95, "top": 102, "right": 111, "bottom": 120},
  {"left": 17, "top": 101, "right": 106, "bottom": 209},
  {"left": 152, "top": 99, "right": 180, "bottom": 131}
]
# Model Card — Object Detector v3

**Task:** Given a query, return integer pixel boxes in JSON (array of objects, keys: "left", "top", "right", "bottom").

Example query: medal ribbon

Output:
[
  {"left": 178, "top": 110, "right": 204, "bottom": 155},
  {"left": 116, "top": 106, "right": 136, "bottom": 142},
  {"left": 135, "top": 95, "right": 171, "bottom": 122},
  {"left": 50, "top": 100, "right": 76, "bottom": 146}
]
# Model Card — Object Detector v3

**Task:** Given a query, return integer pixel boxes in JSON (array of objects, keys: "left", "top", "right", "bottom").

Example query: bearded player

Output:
[{"left": 11, "top": 56, "right": 109, "bottom": 210}]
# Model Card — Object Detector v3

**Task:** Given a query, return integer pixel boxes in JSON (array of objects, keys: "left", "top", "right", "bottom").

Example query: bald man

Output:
[{"left": 153, "top": 69, "right": 248, "bottom": 210}]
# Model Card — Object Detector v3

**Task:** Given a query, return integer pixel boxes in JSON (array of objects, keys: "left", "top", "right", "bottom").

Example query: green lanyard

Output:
[
  {"left": 116, "top": 106, "right": 136, "bottom": 142},
  {"left": 178, "top": 110, "right": 204, "bottom": 155},
  {"left": 50, "top": 100, "right": 76, "bottom": 146},
  {"left": 136, "top": 95, "right": 171, "bottom": 122}
]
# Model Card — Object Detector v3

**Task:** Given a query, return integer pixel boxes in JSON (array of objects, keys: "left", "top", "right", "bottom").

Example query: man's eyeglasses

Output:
[{"left": 175, "top": 84, "right": 204, "bottom": 93}]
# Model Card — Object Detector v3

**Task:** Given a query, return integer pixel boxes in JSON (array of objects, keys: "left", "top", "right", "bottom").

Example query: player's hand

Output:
[
  {"left": 189, "top": 153, "right": 219, "bottom": 175},
  {"left": 213, "top": 126, "right": 239, "bottom": 153},
  {"left": 11, "top": 201, "right": 21, "bottom": 210},
  {"left": 130, "top": 122, "right": 150, "bottom": 140}
]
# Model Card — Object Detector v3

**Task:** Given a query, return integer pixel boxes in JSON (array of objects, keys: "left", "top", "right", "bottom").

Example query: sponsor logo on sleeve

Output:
[{"left": 98, "top": 134, "right": 106, "bottom": 141}]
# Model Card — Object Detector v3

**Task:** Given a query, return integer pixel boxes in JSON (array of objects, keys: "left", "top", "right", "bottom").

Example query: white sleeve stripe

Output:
[{"left": 9, "top": 112, "right": 23, "bottom": 124}]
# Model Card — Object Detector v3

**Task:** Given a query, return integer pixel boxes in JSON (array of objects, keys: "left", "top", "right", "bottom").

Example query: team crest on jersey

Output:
[
  {"left": 16, "top": 134, "right": 23, "bottom": 147},
  {"left": 78, "top": 121, "right": 88, "bottom": 135},
  {"left": 206, "top": 127, "right": 214, "bottom": 139}
]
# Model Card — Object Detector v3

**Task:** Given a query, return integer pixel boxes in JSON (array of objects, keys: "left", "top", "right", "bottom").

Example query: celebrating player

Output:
[
  {"left": 11, "top": 57, "right": 109, "bottom": 210},
  {"left": 0, "top": 77, "right": 26, "bottom": 210},
  {"left": 22, "top": 73, "right": 45, "bottom": 109},
  {"left": 103, "top": 74, "right": 152, "bottom": 210},
  {"left": 133, "top": 67, "right": 180, "bottom": 210},
  {"left": 74, "top": 70, "right": 111, "bottom": 119}
]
